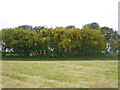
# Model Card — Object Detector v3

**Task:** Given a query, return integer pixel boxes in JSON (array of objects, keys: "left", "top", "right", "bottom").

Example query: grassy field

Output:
[{"left": 1, "top": 57, "right": 118, "bottom": 88}]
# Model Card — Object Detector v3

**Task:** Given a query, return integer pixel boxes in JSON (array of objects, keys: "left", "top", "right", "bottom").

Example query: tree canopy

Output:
[{"left": 1, "top": 23, "right": 120, "bottom": 57}]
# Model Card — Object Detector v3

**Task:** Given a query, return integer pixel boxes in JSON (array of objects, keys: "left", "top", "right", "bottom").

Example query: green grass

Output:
[
  {"left": 2, "top": 54, "right": 118, "bottom": 61},
  {"left": 2, "top": 58, "right": 118, "bottom": 88}
]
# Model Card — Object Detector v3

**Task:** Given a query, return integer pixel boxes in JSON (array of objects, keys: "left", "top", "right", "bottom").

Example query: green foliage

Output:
[
  {"left": 100, "top": 26, "right": 120, "bottom": 54},
  {"left": 62, "top": 28, "right": 105, "bottom": 56},
  {"left": 116, "top": 40, "right": 120, "bottom": 54},
  {"left": 85, "top": 22, "right": 100, "bottom": 29},
  {"left": 17, "top": 25, "right": 33, "bottom": 30},
  {"left": 65, "top": 25, "right": 75, "bottom": 29},
  {"left": 2, "top": 29, "right": 36, "bottom": 56},
  {"left": 2, "top": 26, "right": 106, "bottom": 57}
]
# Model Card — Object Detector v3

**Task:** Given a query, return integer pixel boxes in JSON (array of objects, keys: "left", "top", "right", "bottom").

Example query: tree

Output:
[
  {"left": 117, "top": 40, "right": 120, "bottom": 55},
  {"left": 17, "top": 25, "right": 33, "bottom": 30},
  {"left": 100, "top": 26, "right": 120, "bottom": 54},
  {"left": 33, "top": 26, "right": 45, "bottom": 33},
  {"left": 86, "top": 22, "right": 100, "bottom": 29},
  {"left": 2, "top": 29, "right": 36, "bottom": 56},
  {"left": 2, "top": 25, "right": 106, "bottom": 57},
  {"left": 65, "top": 25, "right": 75, "bottom": 29},
  {"left": 0, "top": 30, "right": 2, "bottom": 53},
  {"left": 56, "top": 27, "right": 106, "bottom": 56}
]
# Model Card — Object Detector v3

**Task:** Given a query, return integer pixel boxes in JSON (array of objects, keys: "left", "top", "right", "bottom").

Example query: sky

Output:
[{"left": 0, "top": 0, "right": 119, "bottom": 31}]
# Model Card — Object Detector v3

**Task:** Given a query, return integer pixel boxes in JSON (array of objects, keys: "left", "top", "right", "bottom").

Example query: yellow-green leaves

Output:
[
  {"left": 2, "top": 29, "right": 36, "bottom": 56},
  {"left": 2, "top": 27, "right": 106, "bottom": 56}
]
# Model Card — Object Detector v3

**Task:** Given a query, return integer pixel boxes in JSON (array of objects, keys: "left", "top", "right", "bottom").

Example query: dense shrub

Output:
[{"left": 2, "top": 27, "right": 106, "bottom": 57}]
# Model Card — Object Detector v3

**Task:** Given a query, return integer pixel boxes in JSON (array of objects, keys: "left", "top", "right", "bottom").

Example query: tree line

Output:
[{"left": 1, "top": 22, "right": 120, "bottom": 57}]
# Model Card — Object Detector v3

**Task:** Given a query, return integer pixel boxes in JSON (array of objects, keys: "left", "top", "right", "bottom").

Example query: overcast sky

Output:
[{"left": 0, "top": 0, "right": 119, "bottom": 30}]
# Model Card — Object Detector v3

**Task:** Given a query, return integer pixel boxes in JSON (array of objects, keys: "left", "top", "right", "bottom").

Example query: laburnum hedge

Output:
[{"left": 2, "top": 27, "right": 106, "bottom": 57}]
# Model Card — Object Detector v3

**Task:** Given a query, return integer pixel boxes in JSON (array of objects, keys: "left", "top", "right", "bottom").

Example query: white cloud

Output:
[{"left": 0, "top": 0, "right": 119, "bottom": 30}]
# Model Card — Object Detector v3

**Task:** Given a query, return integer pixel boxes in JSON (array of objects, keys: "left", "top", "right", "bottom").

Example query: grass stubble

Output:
[{"left": 1, "top": 60, "right": 118, "bottom": 88}]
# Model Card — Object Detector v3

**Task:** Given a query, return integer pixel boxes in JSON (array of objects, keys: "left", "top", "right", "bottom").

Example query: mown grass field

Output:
[{"left": 1, "top": 56, "right": 118, "bottom": 88}]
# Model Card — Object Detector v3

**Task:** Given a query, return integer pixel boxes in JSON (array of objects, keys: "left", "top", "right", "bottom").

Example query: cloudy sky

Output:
[{"left": 0, "top": 0, "right": 119, "bottom": 30}]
